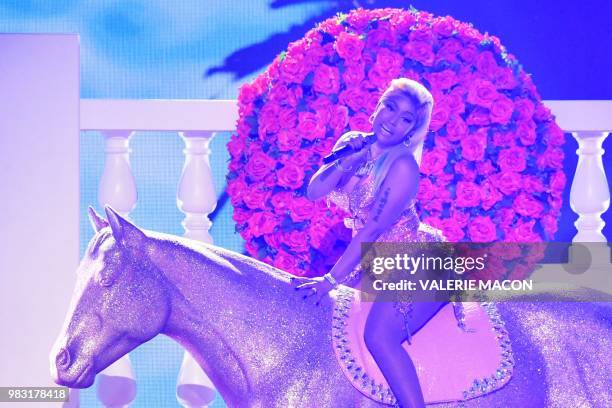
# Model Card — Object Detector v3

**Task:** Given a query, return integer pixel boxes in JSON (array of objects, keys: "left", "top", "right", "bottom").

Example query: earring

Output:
[
  {"left": 403, "top": 131, "right": 414, "bottom": 147},
  {"left": 368, "top": 115, "right": 374, "bottom": 124}
]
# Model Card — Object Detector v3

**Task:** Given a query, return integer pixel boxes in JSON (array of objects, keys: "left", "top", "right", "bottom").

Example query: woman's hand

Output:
[
  {"left": 338, "top": 133, "right": 371, "bottom": 168},
  {"left": 291, "top": 276, "right": 334, "bottom": 306}
]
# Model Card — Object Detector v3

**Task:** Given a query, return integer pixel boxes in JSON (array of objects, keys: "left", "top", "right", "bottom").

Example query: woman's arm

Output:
[
  {"left": 325, "top": 155, "right": 420, "bottom": 283},
  {"left": 306, "top": 134, "right": 370, "bottom": 200}
]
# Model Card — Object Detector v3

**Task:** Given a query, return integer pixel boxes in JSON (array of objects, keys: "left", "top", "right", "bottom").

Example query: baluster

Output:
[
  {"left": 176, "top": 131, "right": 217, "bottom": 407},
  {"left": 97, "top": 130, "right": 137, "bottom": 408},
  {"left": 569, "top": 131, "right": 611, "bottom": 266}
]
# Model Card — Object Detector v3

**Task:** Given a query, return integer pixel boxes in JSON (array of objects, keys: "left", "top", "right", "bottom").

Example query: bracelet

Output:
[
  {"left": 323, "top": 273, "right": 339, "bottom": 288},
  {"left": 335, "top": 159, "right": 353, "bottom": 172}
]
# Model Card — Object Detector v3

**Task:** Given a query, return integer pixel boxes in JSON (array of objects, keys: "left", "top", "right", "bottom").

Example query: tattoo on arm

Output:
[{"left": 373, "top": 187, "right": 390, "bottom": 222}]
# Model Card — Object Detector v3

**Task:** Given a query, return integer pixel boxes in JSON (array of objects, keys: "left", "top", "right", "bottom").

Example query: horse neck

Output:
[{"left": 144, "top": 232, "right": 311, "bottom": 398}]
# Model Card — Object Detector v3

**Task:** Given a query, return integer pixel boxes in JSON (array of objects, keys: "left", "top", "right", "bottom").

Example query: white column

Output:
[
  {"left": 97, "top": 130, "right": 137, "bottom": 408},
  {"left": 569, "top": 131, "right": 611, "bottom": 266},
  {"left": 176, "top": 131, "right": 217, "bottom": 407}
]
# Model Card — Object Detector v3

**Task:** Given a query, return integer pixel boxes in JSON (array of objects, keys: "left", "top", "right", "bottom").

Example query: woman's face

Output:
[{"left": 372, "top": 92, "right": 418, "bottom": 148}]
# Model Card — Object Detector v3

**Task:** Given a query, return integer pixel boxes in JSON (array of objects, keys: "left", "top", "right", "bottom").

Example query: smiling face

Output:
[{"left": 372, "top": 91, "right": 419, "bottom": 148}]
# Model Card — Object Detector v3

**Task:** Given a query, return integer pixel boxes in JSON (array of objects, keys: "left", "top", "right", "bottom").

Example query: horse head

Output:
[{"left": 50, "top": 206, "right": 170, "bottom": 388}]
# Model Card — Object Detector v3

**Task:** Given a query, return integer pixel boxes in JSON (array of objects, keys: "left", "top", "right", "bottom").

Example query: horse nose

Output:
[{"left": 56, "top": 348, "right": 71, "bottom": 369}]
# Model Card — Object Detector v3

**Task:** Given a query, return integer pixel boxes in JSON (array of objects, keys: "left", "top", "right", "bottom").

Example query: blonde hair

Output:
[{"left": 371, "top": 78, "right": 434, "bottom": 192}]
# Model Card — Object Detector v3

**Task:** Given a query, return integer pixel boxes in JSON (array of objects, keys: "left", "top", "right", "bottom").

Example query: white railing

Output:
[{"left": 80, "top": 99, "right": 612, "bottom": 407}]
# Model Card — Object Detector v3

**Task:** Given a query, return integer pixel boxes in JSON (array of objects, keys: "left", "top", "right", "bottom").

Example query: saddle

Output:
[{"left": 331, "top": 288, "right": 514, "bottom": 405}]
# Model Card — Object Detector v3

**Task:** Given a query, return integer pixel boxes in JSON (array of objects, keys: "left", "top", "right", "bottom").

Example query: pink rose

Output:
[
  {"left": 283, "top": 230, "right": 309, "bottom": 253},
  {"left": 258, "top": 102, "right": 281, "bottom": 135},
  {"left": 276, "top": 162, "right": 305, "bottom": 189},
  {"left": 494, "top": 67, "right": 518, "bottom": 90},
  {"left": 342, "top": 61, "right": 365, "bottom": 84},
  {"left": 435, "top": 39, "right": 462, "bottom": 64},
  {"left": 286, "top": 149, "right": 312, "bottom": 167},
  {"left": 297, "top": 112, "right": 326, "bottom": 141},
  {"left": 280, "top": 52, "right": 308, "bottom": 83},
  {"left": 243, "top": 187, "right": 271, "bottom": 210},
  {"left": 278, "top": 129, "right": 302, "bottom": 151},
  {"left": 417, "top": 178, "right": 435, "bottom": 201},
  {"left": 248, "top": 211, "right": 278, "bottom": 237},
  {"left": 232, "top": 208, "right": 250, "bottom": 224},
  {"left": 468, "top": 216, "right": 497, "bottom": 242},
  {"left": 443, "top": 92, "right": 465, "bottom": 115},
  {"left": 366, "top": 23, "right": 396, "bottom": 48},
  {"left": 317, "top": 19, "right": 343, "bottom": 36},
  {"left": 434, "top": 134, "right": 454, "bottom": 152},
  {"left": 534, "top": 103, "right": 552, "bottom": 122},
  {"left": 495, "top": 172, "right": 522, "bottom": 195},
  {"left": 274, "top": 249, "right": 298, "bottom": 272},
  {"left": 339, "top": 86, "right": 370, "bottom": 112},
  {"left": 432, "top": 17, "right": 456, "bottom": 37},
  {"left": 455, "top": 181, "right": 481, "bottom": 207},
  {"left": 376, "top": 48, "right": 404, "bottom": 71},
  {"left": 492, "top": 130, "right": 515, "bottom": 147},
  {"left": 227, "top": 136, "right": 246, "bottom": 159},
  {"left": 522, "top": 175, "right": 545, "bottom": 193},
  {"left": 546, "top": 123, "right": 565, "bottom": 146},
  {"left": 336, "top": 32, "right": 365, "bottom": 61},
  {"left": 498, "top": 147, "right": 527, "bottom": 172},
  {"left": 513, "top": 193, "right": 544, "bottom": 218},
  {"left": 429, "top": 100, "right": 451, "bottom": 131},
  {"left": 467, "top": 78, "right": 499, "bottom": 108},
  {"left": 549, "top": 171, "right": 566, "bottom": 195},
  {"left": 466, "top": 107, "right": 491, "bottom": 126},
  {"left": 442, "top": 218, "right": 465, "bottom": 242},
  {"left": 227, "top": 176, "right": 248, "bottom": 206},
  {"left": 263, "top": 232, "right": 282, "bottom": 249},
  {"left": 460, "top": 132, "right": 487, "bottom": 161},
  {"left": 278, "top": 107, "right": 298, "bottom": 130},
  {"left": 246, "top": 151, "right": 276, "bottom": 181},
  {"left": 548, "top": 195, "right": 563, "bottom": 212},
  {"left": 403, "top": 41, "right": 435, "bottom": 66},
  {"left": 490, "top": 95, "right": 514, "bottom": 125},
  {"left": 313, "top": 64, "right": 340, "bottom": 95},
  {"left": 475, "top": 51, "right": 498, "bottom": 80},
  {"left": 516, "top": 120, "right": 537, "bottom": 146},
  {"left": 446, "top": 115, "right": 468, "bottom": 142},
  {"left": 495, "top": 208, "right": 516, "bottom": 227},
  {"left": 458, "top": 44, "right": 478, "bottom": 63},
  {"left": 329, "top": 105, "right": 349, "bottom": 136},
  {"left": 348, "top": 112, "right": 372, "bottom": 132},
  {"left": 420, "top": 150, "right": 448, "bottom": 176},
  {"left": 426, "top": 69, "right": 458, "bottom": 91},
  {"left": 540, "top": 214, "right": 559, "bottom": 237},
  {"left": 288, "top": 197, "right": 315, "bottom": 222},
  {"left": 514, "top": 98, "right": 535, "bottom": 121},
  {"left": 454, "top": 161, "right": 477, "bottom": 181},
  {"left": 270, "top": 192, "right": 293, "bottom": 215},
  {"left": 451, "top": 209, "right": 470, "bottom": 227},
  {"left": 367, "top": 66, "right": 396, "bottom": 90},
  {"left": 347, "top": 10, "right": 372, "bottom": 31},
  {"left": 310, "top": 222, "right": 335, "bottom": 250},
  {"left": 481, "top": 181, "right": 503, "bottom": 211},
  {"left": 476, "top": 159, "right": 495, "bottom": 175},
  {"left": 390, "top": 11, "right": 416, "bottom": 34},
  {"left": 536, "top": 148, "right": 564, "bottom": 169},
  {"left": 507, "top": 220, "right": 541, "bottom": 242}
]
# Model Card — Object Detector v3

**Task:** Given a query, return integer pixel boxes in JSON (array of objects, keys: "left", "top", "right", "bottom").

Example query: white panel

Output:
[{"left": 0, "top": 34, "right": 80, "bottom": 403}]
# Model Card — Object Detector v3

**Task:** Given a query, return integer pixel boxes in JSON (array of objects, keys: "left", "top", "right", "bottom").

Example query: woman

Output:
[{"left": 295, "top": 78, "right": 448, "bottom": 408}]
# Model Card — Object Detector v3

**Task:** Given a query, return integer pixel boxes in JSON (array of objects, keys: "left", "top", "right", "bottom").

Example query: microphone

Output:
[{"left": 322, "top": 133, "right": 376, "bottom": 164}]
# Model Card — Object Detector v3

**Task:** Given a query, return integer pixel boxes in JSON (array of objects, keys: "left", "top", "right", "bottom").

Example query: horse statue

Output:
[{"left": 50, "top": 207, "right": 611, "bottom": 407}]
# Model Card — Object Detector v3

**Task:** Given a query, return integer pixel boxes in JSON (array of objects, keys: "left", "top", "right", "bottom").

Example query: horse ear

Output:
[
  {"left": 104, "top": 206, "right": 146, "bottom": 249},
  {"left": 88, "top": 206, "right": 109, "bottom": 232}
]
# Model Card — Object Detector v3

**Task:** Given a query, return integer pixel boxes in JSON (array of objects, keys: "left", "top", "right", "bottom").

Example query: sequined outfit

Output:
[{"left": 327, "top": 157, "right": 455, "bottom": 342}]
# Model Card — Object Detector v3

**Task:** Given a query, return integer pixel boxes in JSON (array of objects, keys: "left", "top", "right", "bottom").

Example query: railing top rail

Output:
[{"left": 81, "top": 99, "right": 612, "bottom": 133}]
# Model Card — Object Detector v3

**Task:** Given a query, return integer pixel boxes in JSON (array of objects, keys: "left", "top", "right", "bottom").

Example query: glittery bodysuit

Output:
[{"left": 327, "top": 154, "right": 454, "bottom": 342}]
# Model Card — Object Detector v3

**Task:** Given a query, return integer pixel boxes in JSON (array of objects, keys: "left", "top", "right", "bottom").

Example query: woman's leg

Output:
[{"left": 364, "top": 300, "right": 446, "bottom": 408}]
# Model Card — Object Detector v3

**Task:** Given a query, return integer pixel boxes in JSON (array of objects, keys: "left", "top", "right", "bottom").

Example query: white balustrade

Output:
[
  {"left": 78, "top": 99, "right": 612, "bottom": 405},
  {"left": 96, "top": 130, "right": 138, "bottom": 408},
  {"left": 176, "top": 131, "right": 218, "bottom": 406}
]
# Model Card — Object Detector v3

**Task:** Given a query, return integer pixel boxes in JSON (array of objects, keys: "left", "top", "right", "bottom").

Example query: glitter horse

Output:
[{"left": 50, "top": 207, "right": 611, "bottom": 407}]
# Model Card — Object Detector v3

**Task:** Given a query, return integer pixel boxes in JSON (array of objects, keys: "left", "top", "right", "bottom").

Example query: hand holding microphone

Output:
[{"left": 322, "top": 132, "right": 376, "bottom": 165}]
